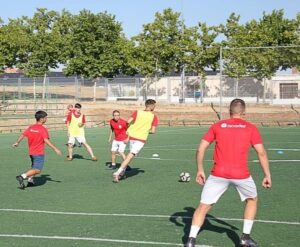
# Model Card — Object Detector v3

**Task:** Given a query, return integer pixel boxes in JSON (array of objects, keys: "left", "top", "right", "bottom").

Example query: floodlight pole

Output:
[{"left": 219, "top": 46, "right": 223, "bottom": 119}]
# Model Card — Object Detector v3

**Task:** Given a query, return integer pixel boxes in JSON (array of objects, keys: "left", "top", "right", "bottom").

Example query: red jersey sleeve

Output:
[
  {"left": 202, "top": 125, "right": 216, "bottom": 143},
  {"left": 152, "top": 115, "right": 158, "bottom": 127},
  {"left": 41, "top": 127, "right": 49, "bottom": 139},
  {"left": 250, "top": 125, "right": 263, "bottom": 145},
  {"left": 66, "top": 112, "right": 72, "bottom": 123},
  {"left": 22, "top": 126, "right": 30, "bottom": 137},
  {"left": 131, "top": 111, "right": 137, "bottom": 121}
]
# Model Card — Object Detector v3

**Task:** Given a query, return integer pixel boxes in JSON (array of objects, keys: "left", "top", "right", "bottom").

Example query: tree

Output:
[
  {"left": 62, "top": 10, "right": 132, "bottom": 78},
  {"left": 14, "top": 8, "right": 62, "bottom": 77},
  {"left": 0, "top": 18, "right": 30, "bottom": 73},
  {"left": 133, "top": 8, "right": 184, "bottom": 77}
]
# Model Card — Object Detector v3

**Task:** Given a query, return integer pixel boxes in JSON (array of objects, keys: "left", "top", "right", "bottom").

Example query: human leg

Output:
[
  {"left": 111, "top": 151, "right": 117, "bottom": 168},
  {"left": 67, "top": 137, "right": 75, "bottom": 160},
  {"left": 82, "top": 142, "right": 97, "bottom": 161},
  {"left": 113, "top": 153, "right": 135, "bottom": 182},
  {"left": 16, "top": 155, "right": 43, "bottom": 189},
  {"left": 186, "top": 175, "right": 230, "bottom": 246},
  {"left": 234, "top": 177, "right": 259, "bottom": 246}
]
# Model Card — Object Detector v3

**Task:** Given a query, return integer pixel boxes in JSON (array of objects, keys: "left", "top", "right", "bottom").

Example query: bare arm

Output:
[
  {"left": 195, "top": 139, "right": 210, "bottom": 185},
  {"left": 149, "top": 126, "right": 156, "bottom": 134},
  {"left": 127, "top": 117, "right": 134, "bottom": 126},
  {"left": 44, "top": 138, "right": 62, "bottom": 155},
  {"left": 253, "top": 143, "right": 271, "bottom": 188},
  {"left": 108, "top": 128, "right": 113, "bottom": 143},
  {"left": 13, "top": 134, "right": 25, "bottom": 147}
]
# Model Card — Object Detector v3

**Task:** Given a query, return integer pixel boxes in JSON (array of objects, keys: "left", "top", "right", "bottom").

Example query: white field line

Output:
[
  {"left": 135, "top": 156, "right": 300, "bottom": 163},
  {"left": 0, "top": 234, "right": 213, "bottom": 247},
  {"left": 268, "top": 148, "right": 300, "bottom": 151},
  {"left": 0, "top": 209, "right": 299, "bottom": 225}
]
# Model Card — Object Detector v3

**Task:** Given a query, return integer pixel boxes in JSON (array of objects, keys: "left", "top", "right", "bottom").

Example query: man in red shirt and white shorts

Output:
[
  {"left": 13, "top": 111, "right": 62, "bottom": 189},
  {"left": 185, "top": 99, "right": 272, "bottom": 247},
  {"left": 108, "top": 110, "right": 128, "bottom": 169}
]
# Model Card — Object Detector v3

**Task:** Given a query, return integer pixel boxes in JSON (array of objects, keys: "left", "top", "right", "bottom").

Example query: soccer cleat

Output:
[
  {"left": 112, "top": 172, "right": 120, "bottom": 183},
  {"left": 92, "top": 156, "right": 97, "bottom": 161},
  {"left": 16, "top": 175, "right": 25, "bottom": 189},
  {"left": 185, "top": 237, "right": 196, "bottom": 247},
  {"left": 108, "top": 164, "right": 117, "bottom": 170},
  {"left": 240, "top": 234, "right": 259, "bottom": 247},
  {"left": 66, "top": 156, "right": 73, "bottom": 161}
]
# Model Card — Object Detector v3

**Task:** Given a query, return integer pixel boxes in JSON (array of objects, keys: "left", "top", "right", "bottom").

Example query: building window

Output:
[{"left": 279, "top": 83, "right": 298, "bottom": 99}]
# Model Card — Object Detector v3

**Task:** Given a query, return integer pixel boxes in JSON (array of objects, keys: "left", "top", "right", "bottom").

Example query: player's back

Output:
[
  {"left": 204, "top": 118, "right": 262, "bottom": 179},
  {"left": 23, "top": 124, "right": 49, "bottom": 155}
]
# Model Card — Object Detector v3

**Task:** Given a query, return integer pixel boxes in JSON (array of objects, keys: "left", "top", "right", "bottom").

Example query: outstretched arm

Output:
[
  {"left": 195, "top": 139, "right": 210, "bottom": 185},
  {"left": 44, "top": 138, "right": 62, "bottom": 155},
  {"left": 13, "top": 134, "right": 25, "bottom": 147},
  {"left": 253, "top": 143, "right": 271, "bottom": 188}
]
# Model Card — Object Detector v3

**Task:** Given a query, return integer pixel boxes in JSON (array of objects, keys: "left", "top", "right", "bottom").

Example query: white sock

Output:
[
  {"left": 243, "top": 219, "right": 254, "bottom": 234},
  {"left": 112, "top": 163, "right": 116, "bottom": 166},
  {"left": 21, "top": 174, "right": 27, "bottom": 179},
  {"left": 189, "top": 225, "right": 200, "bottom": 238}
]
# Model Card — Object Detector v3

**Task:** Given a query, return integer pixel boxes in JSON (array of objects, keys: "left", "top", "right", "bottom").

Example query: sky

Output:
[{"left": 0, "top": 0, "right": 299, "bottom": 38}]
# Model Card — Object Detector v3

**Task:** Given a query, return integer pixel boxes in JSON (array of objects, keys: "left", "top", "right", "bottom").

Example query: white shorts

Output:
[
  {"left": 68, "top": 136, "right": 86, "bottom": 145},
  {"left": 200, "top": 175, "right": 257, "bottom": 204},
  {"left": 129, "top": 140, "right": 145, "bottom": 155},
  {"left": 111, "top": 140, "right": 127, "bottom": 153}
]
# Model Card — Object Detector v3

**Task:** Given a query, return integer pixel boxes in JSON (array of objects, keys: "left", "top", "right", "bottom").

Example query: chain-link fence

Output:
[{"left": 0, "top": 74, "right": 299, "bottom": 104}]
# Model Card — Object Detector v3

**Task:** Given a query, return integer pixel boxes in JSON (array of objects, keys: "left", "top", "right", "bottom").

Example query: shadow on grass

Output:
[
  {"left": 170, "top": 207, "right": 240, "bottom": 246},
  {"left": 27, "top": 174, "right": 61, "bottom": 188}
]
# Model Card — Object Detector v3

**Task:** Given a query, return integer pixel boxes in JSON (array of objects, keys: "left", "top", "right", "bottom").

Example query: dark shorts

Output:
[{"left": 30, "top": 155, "right": 45, "bottom": 170}]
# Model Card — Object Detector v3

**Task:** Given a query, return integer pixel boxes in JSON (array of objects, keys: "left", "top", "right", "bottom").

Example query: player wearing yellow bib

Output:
[
  {"left": 113, "top": 99, "right": 158, "bottom": 183},
  {"left": 66, "top": 103, "right": 97, "bottom": 161}
]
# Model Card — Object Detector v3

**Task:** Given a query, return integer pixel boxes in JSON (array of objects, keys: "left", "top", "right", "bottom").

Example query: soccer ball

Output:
[{"left": 180, "top": 172, "right": 191, "bottom": 182}]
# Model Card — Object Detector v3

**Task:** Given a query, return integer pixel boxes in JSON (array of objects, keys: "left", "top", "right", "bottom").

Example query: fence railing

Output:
[{"left": 0, "top": 74, "right": 299, "bottom": 104}]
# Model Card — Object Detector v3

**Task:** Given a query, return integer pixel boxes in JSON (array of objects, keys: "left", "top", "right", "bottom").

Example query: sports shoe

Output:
[
  {"left": 240, "top": 234, "right": 259, "bottom": 247},
  {"left": 66, "top": 156, "right": 73, "bottom": 161},
  {"left": 16, "top": 175, "right": 25, "bottom": 189},
  {"left": 108, "top": 164, "right": 117, "bottom": 170},
  {"left": 112, "top": 172, "right": 120, "bottom": 183},
  {"left": 92, "top": 156, "right": 97, "bottom": 161},
  {"left": 185, "top": 237, "right": 196, "bottom": 247}
]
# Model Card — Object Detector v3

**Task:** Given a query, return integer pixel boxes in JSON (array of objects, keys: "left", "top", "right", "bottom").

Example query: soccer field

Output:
[{"left": 0, "top": 126, "right": 299, "bottom": 247}]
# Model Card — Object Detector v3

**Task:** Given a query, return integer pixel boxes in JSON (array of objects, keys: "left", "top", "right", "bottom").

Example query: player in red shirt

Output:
[
  {"left": 108, "top": 110, "right": 128, "bottom": 169},
  {"left": 13, "top": 111, "right": 62, "bottom": 189},
  {"left": 185, "top": 99, "right": 271, "bottom": 247}
]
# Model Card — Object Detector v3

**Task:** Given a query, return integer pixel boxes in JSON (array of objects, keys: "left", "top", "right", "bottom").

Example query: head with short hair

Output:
[
  {"left": 145, "top": 99, "right": 156, "bottom": 111},
  {"left": 74, "top": 103, "right": 82, "bottom": 113},
  {"left": 112, "top": 110, "right": 120, "bottom": 120},
  {"left": 35, "top": 110, "right": 48, "bottom": 123},
  {"left": 74, "top": 103, "right": 81, "bottom": 109},
  {"left": 229, "top": 98, "right": 246, "bottom": 117}
]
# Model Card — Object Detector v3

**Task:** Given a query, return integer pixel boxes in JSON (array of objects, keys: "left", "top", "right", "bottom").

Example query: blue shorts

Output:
[{"left": 30, "top": 155, "right": 45, "bottom": 170}]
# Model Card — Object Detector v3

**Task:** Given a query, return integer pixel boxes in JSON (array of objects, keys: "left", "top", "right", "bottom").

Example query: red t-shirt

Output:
[
  {"left": 202, "top": 118, "right": 263, "bottom": 179},
  {"left": 23, "top": 124, "right": 49, "bottom": 155},
  {"left": 110, "top": 118, "right": 128, "bottom": 141},
  {"left": 66, "top": 112, "right": 86, "bottom": 124},
  {"left": 131, "top": 111, "right": 158, "bottom": 126}
]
